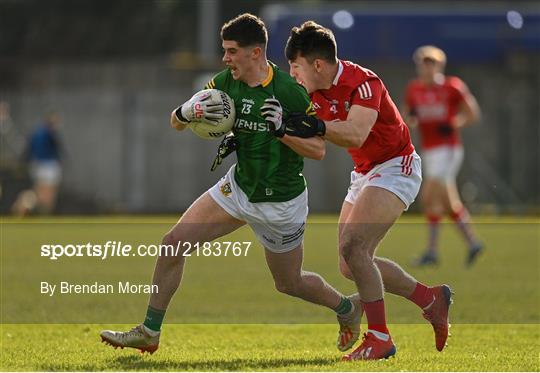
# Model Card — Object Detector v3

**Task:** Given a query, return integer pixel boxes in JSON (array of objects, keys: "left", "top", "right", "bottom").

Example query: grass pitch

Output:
[
  {"left": 1, "top": 215, "right": 539, "bottom": 371},
  {"left": 1, "top": 324, "right": 538, "bottom": 371}
]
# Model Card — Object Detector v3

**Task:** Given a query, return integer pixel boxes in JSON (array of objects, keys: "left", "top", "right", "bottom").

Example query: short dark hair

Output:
[
  {"left": 285, "top": 21, "right": 337, "bottom": 63},
  {"left": 221, "top": 13, "right": 267, "bottom": 47}
]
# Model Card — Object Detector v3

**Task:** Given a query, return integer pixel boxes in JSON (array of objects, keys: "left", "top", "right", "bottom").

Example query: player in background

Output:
[
  {"left": 403, "top": 45, "right": 483, "bottom": 267},
  {"left": 282, "top": 21, "right": 452, "bottom": 360},
  {"left": 12, "top": 111, "right": 64, "bottom": 216},
  {"left": 100, "top": 13, "right": 361, "bottom": 354}
]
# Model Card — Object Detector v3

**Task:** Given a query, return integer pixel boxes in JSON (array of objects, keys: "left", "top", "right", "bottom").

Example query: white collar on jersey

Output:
[{"left": 332, "top": 60, "right": 344, "bottom": 86}]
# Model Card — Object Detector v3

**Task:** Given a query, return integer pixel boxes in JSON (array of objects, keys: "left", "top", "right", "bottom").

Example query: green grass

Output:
[
  {"left": 1, "top": 324, "right": 538, "bottom": 371},
  {"left": 1, "top": 215, "right": 539, "bottom": 371}
]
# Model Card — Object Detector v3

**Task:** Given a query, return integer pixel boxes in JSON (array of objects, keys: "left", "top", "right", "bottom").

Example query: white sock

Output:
[
  {"left": 142, "top": 324, "right": 160, "bottom": 336},
  {"left": 422, "top": 295, "right": 436, "bottom": 311},
  {"left": 367, "top": 329, "right": 390, "bottom": 341}
]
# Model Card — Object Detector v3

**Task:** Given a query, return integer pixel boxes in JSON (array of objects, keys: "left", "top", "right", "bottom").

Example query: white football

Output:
[{"left": 189, "top": 89, "right": 236, "bottom": 139}]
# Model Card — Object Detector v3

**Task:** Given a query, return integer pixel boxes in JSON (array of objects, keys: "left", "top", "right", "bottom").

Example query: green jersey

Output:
[{"left": 205, "top": 61, "right": 316, "bottom": 203}]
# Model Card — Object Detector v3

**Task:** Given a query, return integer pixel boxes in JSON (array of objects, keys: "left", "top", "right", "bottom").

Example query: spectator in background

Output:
[
  {"left": 12, "top": 111, "right": 63, "bottom": 215},
  {"left": 403, "top": 45, "right": 484, "bottom": 267}
]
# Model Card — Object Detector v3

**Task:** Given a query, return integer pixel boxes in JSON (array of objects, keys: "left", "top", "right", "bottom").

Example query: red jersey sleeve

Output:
[{"left": 350, "top": 77, "right": 383, "bottom": 112}]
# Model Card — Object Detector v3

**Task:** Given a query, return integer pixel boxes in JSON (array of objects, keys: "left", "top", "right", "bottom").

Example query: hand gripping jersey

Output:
[
  {"left": 405, "top": 76, "right": 469, "bottom": 149},
  {"left": 310, "top": 60, "right": 414, "bottom": 174},
  {"left": 205, "top": 61, "right": 316, "bottom": 203}
]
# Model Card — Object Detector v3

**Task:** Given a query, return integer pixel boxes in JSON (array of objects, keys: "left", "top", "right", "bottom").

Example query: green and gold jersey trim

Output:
[
  {"left": 260, "top": 64, "right": 274, "bottom": 87},
  {"left": 205, "top": 65, "right": 274, "bottom": 89},
  {"left": 205, "top": 79, "right": 216, "bottom": 90},
  {"left": 305, "top": 101, "right": 316, "bottom": 116}
]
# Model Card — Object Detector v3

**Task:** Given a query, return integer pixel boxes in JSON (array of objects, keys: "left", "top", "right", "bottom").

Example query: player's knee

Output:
[
  {"left": 339, "top": 234, "right": 353, "bottom": 260},
  {"left": 339, "top": 259, "right": 355, "bottom": 280},
  {"left": 161, "top": 232, "right": 176, "bottom": 246},
  {"left": 340, "top": 234, "right": 371, "bottom": 264},
  {"left": 274, "top": 278, "right": 301, "bottom": 297},
  {"left": 160, "top": 232, "right": 186, "bottom": 263},
  {"left": 161, "top": 232, "right": 183, "bottom": 253}
]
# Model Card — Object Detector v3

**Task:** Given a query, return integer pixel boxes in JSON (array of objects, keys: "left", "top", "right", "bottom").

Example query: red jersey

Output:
[
  {"left": 311, "top": 60, "right": 414, "bottom": 174},
  {"left": 405, "top": 76, "right": 468, "bottom": 149}
]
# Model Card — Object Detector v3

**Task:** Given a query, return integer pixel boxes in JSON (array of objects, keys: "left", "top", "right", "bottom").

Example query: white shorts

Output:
[
  {"left": 345, "top": 152, "right": 422, "bottom": 210},
  {"left": 423, "top": 145, "right": 464, "bottom": 182},
  {"left": 30, "top": 160, "right": 62, "bottom": 185},
  {"left": 208, "top": 165, "right": 308, "bottom": 253}
]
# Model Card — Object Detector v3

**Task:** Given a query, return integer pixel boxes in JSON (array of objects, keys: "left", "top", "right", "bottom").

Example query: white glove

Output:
[
  {"left": 177, "top": 90, "right": 224, "bottom": 125},
  {"left": 260, "top": 97, "right": 285, "bottom": 137}
]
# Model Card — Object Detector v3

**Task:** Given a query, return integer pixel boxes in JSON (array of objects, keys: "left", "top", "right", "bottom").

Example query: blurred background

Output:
[{"left": 1, "top": 0, "right": 539, "bottom": 215}]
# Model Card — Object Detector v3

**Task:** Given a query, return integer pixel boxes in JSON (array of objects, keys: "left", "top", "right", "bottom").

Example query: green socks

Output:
[
  {"left": 143, "top": 305, "right": 166, "bottom": 332},
  {"left": 334, "top": 296, "right": 353, "bottom": 315}
]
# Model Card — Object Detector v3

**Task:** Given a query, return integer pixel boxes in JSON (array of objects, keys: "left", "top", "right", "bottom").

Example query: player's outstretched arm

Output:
[
  {"left": 323, "top": 105, "right": 377, "bottom": 148},
  {"left": 280, "top": 135, "right": 325, "bottom": 160}
]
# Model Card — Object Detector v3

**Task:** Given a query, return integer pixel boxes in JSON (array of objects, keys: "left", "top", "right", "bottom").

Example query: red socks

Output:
[
  {"left": 363, "top": 285, "right": 435, "bottom": 338},
  {"left": 408, "top": 282, "right": 435, "bottom": 309},
  {"left": 450, "top": 206, "right": 468, "bottom": 222},
  {"left": 363, "top": 299, "right": 390, "bottom": 335},
  {"left": 427, "top": 213, "right": 442, "bottom": 224}
]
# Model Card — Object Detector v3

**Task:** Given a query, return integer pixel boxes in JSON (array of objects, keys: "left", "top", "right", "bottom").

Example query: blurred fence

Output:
[{"left": 1, "top": 1, "right": 538, "bottom": 214}]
